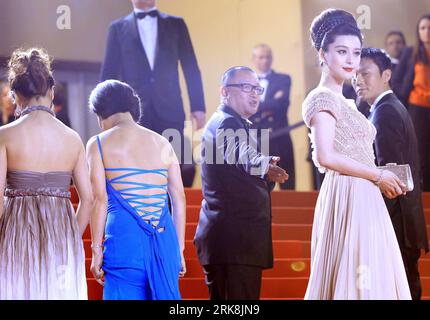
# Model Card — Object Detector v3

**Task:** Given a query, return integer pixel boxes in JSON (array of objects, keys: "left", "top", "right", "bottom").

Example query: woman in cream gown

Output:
[{"left": 302, "top": 9, "right": 412, "bottom": 299}]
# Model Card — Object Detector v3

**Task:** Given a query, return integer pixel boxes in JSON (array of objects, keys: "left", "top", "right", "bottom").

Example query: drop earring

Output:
[{"left": 14, "top": 105, "right": 22, "bottom": 119}]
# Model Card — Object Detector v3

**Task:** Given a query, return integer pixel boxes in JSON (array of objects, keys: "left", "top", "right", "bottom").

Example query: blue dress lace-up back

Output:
[{"left": 96, "top": 136, "right": 181, "bottom": 300}]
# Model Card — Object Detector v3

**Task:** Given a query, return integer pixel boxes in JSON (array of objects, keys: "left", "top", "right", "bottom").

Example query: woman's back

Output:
[
  {"left": 87, "top": 79, "right": 185, "bottom": 300},
  {"left": 0, "top": 110, "right": 89, "bottom": 300},
  {"left": 1, "top": 111, "right": 82, "bottom": 173},
  {"left": 97, "top": 123, "right": 175, "bottom": 223}
]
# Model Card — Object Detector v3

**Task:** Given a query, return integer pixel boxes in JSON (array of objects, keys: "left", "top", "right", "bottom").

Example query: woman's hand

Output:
[
  {"left": 179, "top": 251, "right": 187, "bottom": 278},
  {"left": 90, "top": 248, "right": 105, "bottom": 286},
  {"left": 377, "top": 170, "right": 408, "bottom": 199}
]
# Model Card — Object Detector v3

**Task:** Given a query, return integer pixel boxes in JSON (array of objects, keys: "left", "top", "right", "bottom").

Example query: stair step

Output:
[
  {"left": 71, "top": 187, "right": 322, "bottom": 208},
  {"left": 82, "top": 223, "right": 315, "bottom": 241},
  {"left": 84, "top": 257, "right": 312, "bottom": 279},
  {"left": 182, "top": 259, "right": 311, "bottom": 278},
  {"left": 77, "top": 205, "right": 430, "bottom": 228},
  {"left": 87, "top": 276, "right": 430, "bottom": 300},
  {"left": 83, "top": 239, "right": 312, "bottom": 260},
  {"left": 184, "top": 240, "right": 312, "bottom": 260},
  {"left": 179, "top": 277, "right": 310, "bottom": 299},
  {"left": 186, "top": 206, "right": 316, "bottom": 224},
  {"left": 84, "top": 256, "right": 430, "bottom": 280},
  {"left": 183, "top": 223, "right": 314, "bottom": 241},
  {"left": 70, "top": 187, "right": 430, "bottom": 209}
]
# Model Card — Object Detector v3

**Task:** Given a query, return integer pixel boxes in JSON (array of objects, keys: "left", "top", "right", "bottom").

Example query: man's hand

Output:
[
  {"left": 267, "top": 156, "right": 289, "bottom": 183},
  {"left": 191, "top": 111, "right": 206, "bottom": 130}
]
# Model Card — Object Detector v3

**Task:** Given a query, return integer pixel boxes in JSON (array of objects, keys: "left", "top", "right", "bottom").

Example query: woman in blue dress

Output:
[{"left": 86, "top": 80, "right": 186, "bottom": 300}]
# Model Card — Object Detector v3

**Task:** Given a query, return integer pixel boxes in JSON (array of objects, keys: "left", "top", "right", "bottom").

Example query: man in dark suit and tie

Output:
[
  {"left": 249, "top": 44, "right": 295, "bottom": 190},
  {"left": 194, "top": 66, "right": 289, "bottom": 300},
  {"left": 384, "top": 31, "right": 407, "bottom": 74},
  {"left": 354, "top": 48, "right": 429, "bottom": 300},
  {"left": 101, "top": 0, "right": 205, "bottom": 184}
]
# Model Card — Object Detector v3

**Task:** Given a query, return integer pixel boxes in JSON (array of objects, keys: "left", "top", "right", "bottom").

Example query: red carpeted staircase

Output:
[{"left": 72, "top": 188, "right": 430, "bottom": 300}]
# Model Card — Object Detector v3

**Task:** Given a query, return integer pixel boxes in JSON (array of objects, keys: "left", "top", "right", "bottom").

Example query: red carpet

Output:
[{"left": 71, "top": 188, "right": 430, "bottom": 300}]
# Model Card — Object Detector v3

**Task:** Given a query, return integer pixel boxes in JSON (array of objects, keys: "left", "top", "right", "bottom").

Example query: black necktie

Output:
[
  {"left": 136, "top": 10, "right": 159, "bottom": 19},
  {"left": 242, "top": 118, "right": 251, "bottom": 130}
]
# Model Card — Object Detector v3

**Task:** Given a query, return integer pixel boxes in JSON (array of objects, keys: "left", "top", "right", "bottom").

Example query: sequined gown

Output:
[
  {"left": 302, "top": 87, "right": 411, "bottom": 300},
  {"left": 0, "top": 171, "right": 87, "bottom": 300}
]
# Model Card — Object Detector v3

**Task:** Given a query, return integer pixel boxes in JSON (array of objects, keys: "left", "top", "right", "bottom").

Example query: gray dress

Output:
[{"left": 0, "top": 170, "right": 87, "bottom": 299}]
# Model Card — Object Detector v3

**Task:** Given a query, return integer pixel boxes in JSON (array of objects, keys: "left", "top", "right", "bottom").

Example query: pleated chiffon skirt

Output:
[
  {"left": 0, "top": 171, "right": 87, "bottom": 300},
  {"left": 305, "top": 170, "right": 412, "bottom": 300}
]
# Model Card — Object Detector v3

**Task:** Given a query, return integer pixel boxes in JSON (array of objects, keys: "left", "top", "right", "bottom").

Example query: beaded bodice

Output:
[{"left": 302, "top": 87, "right": 377, "bottom": 173}]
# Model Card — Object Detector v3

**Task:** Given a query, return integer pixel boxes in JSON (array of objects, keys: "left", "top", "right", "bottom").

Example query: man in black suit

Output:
[
  {"left": 101, "top": 0, "right": 205, "bottom": 183},
  {"left": 249, "top": 44, "right": 295, "bottom": 189},
  {"left": 354, "top": 48, "right": 429, "bottom": 300},
  {"left": 52, "top": 83, "right": 71, "bottom": 128},
  {"left": 194, "top": 66, "right": 289, "bottom": 300},
  {"left": 384, "top": 31, "right": 407, "bottom": 73}
]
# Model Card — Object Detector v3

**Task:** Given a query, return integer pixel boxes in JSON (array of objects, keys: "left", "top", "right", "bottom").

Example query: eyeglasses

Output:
[{"left": 225, "top": 83, "right": 265, "bottom": 95}]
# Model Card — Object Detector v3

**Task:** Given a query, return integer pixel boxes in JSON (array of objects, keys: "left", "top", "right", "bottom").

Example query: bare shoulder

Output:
[
  {"left": 137, "top": 125, "right": 171, "bottom": 146},
  {"left": 139, "top": 127, "right": 175, "bottom": 164},
  {"left": 61, "top": 124, "right": 85, "bottom": 151},
  {"left": 86, "top": 135, "right": 99, "bottom": 154},
  {"left": 0, "top": 120, "right": 24, "bottom": 143}
]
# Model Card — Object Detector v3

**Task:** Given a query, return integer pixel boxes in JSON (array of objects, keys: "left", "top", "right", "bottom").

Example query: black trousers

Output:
[
  {"left": 139, "top": 104, "right": 195, "bottom": 187},
  {"left": 409, "top": 104, "right": 430, "bottom": 191},
  {"left": 399, "top": 246, "right": 422, "bottom": 300},
  {"left": 203, "top": 264, "right": 263, "bottom": 300},
  {"left": 390, "top": 201, "right": 423, "bottom": 300}
]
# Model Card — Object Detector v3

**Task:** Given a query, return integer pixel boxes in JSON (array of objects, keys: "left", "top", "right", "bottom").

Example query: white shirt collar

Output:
[
  {"left": 133, "top": 6, "right": 157, "bottom": 13},
  {"left": 390, "top": 57, "right": 400, "bottom": 65},
  {"left": 258, "top": 69, "right": 272, "bottom": 79},
  {"left": 242, "top": 117, "right": 253, "bottom": 126},
  {"left": 370, "top": 89, "right": 393, "bottom": 113}
]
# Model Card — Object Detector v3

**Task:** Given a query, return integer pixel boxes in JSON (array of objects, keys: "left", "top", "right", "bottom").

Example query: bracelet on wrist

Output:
[
  {"left": 91, "top": 243, "right": 103, "bottom": 249},
  {"left": 374, "top": 169, "right": 385, "bottom": 186}
]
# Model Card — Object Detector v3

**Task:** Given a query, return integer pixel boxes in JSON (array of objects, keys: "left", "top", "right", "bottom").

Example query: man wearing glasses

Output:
[{"left": 194, "top": 66, "right": 289, "bottom": 300}]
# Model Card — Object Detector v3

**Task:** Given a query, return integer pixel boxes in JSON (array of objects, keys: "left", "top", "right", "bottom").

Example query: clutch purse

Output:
[{"left": 377, "top": 163, "right": 414, "bottom": 192}]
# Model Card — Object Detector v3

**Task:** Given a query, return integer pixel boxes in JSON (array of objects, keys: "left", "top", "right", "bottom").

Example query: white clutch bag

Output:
[{"left": 377, "top": 163, "right": 414, "bottom": 192}]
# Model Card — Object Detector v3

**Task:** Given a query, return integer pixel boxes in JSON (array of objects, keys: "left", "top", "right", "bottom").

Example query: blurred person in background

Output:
[{"left": 393, "top": 14, "right": 430, "bottom": 191}]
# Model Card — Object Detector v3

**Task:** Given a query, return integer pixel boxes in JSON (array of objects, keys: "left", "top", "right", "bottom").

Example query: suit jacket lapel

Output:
[
  {"left": 374, "top": 93, "right": 394, "bottom": 112},
  {"left": 264, "top": 71, "right": 276, "bottom": 100},
  {"left": 124, "top": 12, "right": 152, "bottom": 73},
  {"left": 153, "top": 12, "right": 168, "bottom": 72},
  {"left": 369, "top": 93, "right": 394, "bottom": 122}
]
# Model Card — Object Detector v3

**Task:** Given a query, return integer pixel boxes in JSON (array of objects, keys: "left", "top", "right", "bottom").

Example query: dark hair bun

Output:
[
  {"left": 8, "top": 48, "right": 54, "bottom": 99},
  {"left": 89, "top": 80, "right": 141, "bottom": 122},
  {"left": 310, "top": 9, "right": 362, "bottom": 51}
]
